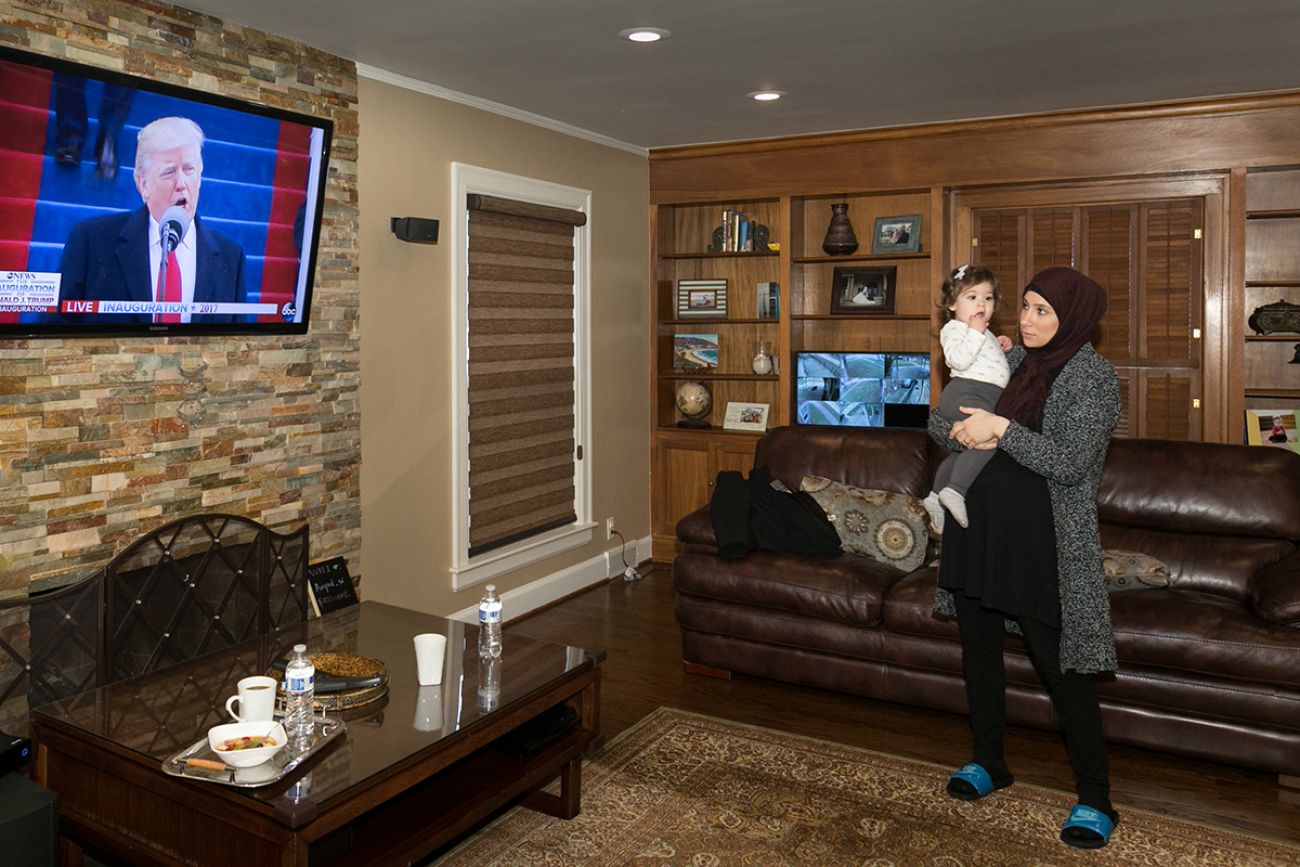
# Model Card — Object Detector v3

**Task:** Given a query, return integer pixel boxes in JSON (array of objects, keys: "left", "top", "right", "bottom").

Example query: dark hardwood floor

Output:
[{"left": 509, "top": 565, "right": 1300, "bottom": 846}]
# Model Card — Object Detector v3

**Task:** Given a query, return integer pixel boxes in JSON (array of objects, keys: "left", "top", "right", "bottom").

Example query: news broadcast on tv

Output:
[{"left": 0, "top": 45, "right": 332, "bottom": 337}]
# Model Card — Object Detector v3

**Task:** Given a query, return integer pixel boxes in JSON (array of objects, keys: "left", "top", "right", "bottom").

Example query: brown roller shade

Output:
[{"left": 466, "top": 195, "right": 582, "bottom": 556}]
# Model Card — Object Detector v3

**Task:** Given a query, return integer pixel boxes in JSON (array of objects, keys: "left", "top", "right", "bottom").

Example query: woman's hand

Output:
[{"left": 951, "top": 407, "right": 1010, "bottom": 450}]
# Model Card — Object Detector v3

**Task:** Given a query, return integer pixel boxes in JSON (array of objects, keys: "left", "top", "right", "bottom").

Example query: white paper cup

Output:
[
  {"left": 225, "top": 675, "right": 278, "bottom": 722},
  {"left": 412, "top": 685, "right": 444, "bottom": 732},
  {"left": 413, "top": 633, "right": 447, "bottom": 686}
]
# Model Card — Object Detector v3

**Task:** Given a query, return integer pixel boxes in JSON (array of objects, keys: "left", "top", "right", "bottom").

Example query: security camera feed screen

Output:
[{"left": 795, "top": 351, "right": 931, "bottom": 428}]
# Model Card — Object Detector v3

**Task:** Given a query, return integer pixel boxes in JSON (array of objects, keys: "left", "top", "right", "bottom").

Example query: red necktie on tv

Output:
[{"left": 156, "top": 248, "right": 181, "bottom": 323}]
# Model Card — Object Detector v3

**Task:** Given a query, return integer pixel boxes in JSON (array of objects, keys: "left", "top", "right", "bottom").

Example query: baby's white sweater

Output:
[{"left": 940, "top": 319, "right": 1010, "bottom": 387}]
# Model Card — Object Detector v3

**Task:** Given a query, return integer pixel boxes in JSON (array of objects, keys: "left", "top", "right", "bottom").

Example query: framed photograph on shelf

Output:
[
  {"left": 677, "top": 279, "right": 728, "bottom": 318},
  {"left": 673, "top": 333, "right": 719, "bottom": 370},
  {"left": 830, "top": 266, "right": 896, "bottom": 314},
  {"left": 870, "top": 214, "right": 922, "bottom": 254},
  {"left": 1245, "top": 407, "right": 1300, "bottom": 453},
  {"left": 723, "top": 401, "right": 769, "bottom": 432}
]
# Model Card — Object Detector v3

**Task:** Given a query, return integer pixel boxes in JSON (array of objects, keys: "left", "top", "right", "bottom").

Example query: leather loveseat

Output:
[{"left": 673, "top": 425, "right": 1300, "bottom": 784}]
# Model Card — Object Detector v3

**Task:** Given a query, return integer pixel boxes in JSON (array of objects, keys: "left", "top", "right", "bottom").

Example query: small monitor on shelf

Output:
[{"left": 794, "top": 350, "right": 931, "bottom": 429}]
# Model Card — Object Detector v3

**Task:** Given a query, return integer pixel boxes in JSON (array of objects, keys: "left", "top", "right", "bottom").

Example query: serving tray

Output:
[{"left": 161, "top": 715, "right": 347, "bottom": 788}]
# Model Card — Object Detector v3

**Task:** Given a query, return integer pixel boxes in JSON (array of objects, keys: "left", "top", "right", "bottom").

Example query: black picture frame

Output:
[{"left": 830, "top": 266, "right": 896, "bottom": 314}]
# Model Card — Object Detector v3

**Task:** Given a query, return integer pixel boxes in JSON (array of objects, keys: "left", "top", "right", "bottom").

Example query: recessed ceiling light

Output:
[
  {"left": 750, "top": 90, "right": 785, "bottom": 102},
  {"left": 619, "top": 27, "right": 671, "bottom": 43}
]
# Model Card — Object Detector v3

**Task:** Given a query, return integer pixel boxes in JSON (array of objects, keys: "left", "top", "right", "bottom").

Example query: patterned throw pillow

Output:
[
  {"left": 800, "top": 475, "right": 929, "bottom": 572},
  {"left": 1101, "top": 549, "right": 1171, "bottom": 592}
]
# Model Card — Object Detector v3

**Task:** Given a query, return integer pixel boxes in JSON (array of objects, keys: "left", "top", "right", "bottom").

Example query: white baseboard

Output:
[{"left": 449, "top": 534, "right": 650, "bottom": 624}]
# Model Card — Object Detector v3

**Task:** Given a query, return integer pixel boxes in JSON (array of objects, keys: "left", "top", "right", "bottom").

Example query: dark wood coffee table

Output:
[{"left": 31, "top": 601, "right": 603, "bottom": 866}]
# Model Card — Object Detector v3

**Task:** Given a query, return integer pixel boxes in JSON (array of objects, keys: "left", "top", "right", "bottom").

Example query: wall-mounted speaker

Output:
[{"left": 390, "top": 217, "right": 439, "bottom": 244}]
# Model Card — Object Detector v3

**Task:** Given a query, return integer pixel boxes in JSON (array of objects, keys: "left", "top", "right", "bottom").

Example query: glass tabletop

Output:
[{"left": 32, "top": 601, "right": 594, "bottom": 812}]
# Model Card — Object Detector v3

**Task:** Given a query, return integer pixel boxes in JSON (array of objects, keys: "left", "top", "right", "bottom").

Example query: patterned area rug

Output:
[{"left": 437, "top": 707, "right": 1299, "bottom": 866}]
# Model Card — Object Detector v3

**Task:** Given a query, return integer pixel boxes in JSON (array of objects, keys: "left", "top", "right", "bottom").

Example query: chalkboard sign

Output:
[{"left": 306, "top": 557, "right": 359, "bottom": 616}]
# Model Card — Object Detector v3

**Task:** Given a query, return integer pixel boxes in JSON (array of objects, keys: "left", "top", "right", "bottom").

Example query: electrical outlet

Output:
[{"left": 606, "top": 518, "right": 615, "bottom": 540}]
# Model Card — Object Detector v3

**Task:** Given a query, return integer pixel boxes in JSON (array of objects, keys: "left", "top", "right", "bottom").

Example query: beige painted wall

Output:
[{"left": 358, "top": 76, "right": 650, "bottom": 616}]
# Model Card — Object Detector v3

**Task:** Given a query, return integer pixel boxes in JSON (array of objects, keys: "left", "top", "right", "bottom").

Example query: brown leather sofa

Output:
[{"left": 673, "top": 425, "right": 1300, "bottom": 783}]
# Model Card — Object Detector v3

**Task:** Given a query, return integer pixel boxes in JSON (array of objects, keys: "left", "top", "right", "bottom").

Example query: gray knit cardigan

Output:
[{"left": 929, "top": 343, "right": 1120, "bottom": 674}]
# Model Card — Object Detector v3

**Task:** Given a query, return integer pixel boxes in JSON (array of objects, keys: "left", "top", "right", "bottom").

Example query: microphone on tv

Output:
[{"left": 159, "top": 205, "right": 191, "bottom": 253}]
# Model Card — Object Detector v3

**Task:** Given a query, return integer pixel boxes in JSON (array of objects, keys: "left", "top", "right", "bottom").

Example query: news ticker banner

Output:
[{"left": 1, "top": 271, "right": 280, "bottom": 317}]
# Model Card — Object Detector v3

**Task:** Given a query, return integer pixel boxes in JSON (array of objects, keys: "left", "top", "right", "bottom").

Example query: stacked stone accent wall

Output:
[{"left": 0, "top": 0, "right": 361, "bottom": 594}]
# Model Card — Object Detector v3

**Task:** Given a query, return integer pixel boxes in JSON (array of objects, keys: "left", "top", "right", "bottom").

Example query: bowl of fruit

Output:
[{"left": 207, "top": 721, "right": 287, "bottom": 768}]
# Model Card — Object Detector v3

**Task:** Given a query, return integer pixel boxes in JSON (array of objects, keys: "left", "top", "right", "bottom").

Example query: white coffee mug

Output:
[{"left": 225, "top": 675, "right": 278, "bottom": 722}]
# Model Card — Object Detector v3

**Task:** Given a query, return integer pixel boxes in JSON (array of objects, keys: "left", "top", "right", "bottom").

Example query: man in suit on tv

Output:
[{"left": 57, "top": 116, "right": 246, "bottom": 324}]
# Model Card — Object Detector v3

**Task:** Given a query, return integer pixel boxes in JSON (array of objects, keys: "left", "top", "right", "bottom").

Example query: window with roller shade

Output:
[{"left": 450, "top": 164, "right": 593, "bottom": 589}]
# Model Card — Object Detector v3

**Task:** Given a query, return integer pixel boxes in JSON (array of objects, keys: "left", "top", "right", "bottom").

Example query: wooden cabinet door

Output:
[
  {"left": 651, "top": 433, "right": 759, "bottom": 561},
  {"left": 712, "top": 439, "right": 757, "bottom": 477}
]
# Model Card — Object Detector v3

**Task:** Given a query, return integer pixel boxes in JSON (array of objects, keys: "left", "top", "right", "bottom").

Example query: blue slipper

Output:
[
  {"left": 1060, "top": 804, "right": 1118, "bottom": 849},
  {"left": 946, "top": 763, "right": 1013, "bottom": 801}
]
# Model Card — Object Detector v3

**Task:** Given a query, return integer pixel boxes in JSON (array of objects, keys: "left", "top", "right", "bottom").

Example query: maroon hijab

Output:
[{"left": 994, "top": 267, "right": 1108, "bottom": 431}]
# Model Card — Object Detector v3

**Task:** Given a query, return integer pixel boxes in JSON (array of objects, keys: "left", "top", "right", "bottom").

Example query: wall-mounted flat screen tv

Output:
[
  {"left": 0, "top": 45, "right": 332, "bottom": 337},
  {"left": 795, "top": 350, "right": 932, "bottom": 428}
]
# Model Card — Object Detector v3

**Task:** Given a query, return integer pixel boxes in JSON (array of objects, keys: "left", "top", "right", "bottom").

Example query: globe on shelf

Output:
[{"left": 675, "top": 381, "right": 712, "bottom": 428}]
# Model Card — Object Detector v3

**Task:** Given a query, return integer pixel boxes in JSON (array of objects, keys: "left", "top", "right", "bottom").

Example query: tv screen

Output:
[
  {"left": 795, "top": 351, "right": 932, "bottom": 428},
  {"left": 0, "top": 45, "right": 332, "bottom": 337}
]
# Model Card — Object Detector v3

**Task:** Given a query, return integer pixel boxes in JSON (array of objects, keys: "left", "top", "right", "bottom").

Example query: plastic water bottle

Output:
[
  {"left": 478, "top": 584, "right": 503, "bottom": 659},
  {"left": 477, "top": 656, "right": 501, "bottom": 712},
  {"left": 283, "top": 643, "right": 315, "bottom": 744}
]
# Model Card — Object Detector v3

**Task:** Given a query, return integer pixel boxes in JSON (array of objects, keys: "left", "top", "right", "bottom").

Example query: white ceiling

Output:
[{"left": 182, "top": 0, "right": 1300, "bottom": 151}]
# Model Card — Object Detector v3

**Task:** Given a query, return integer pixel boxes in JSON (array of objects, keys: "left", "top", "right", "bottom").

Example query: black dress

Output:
[{"left": 938, "top": 449, "right": 1060, "bottom": 627}]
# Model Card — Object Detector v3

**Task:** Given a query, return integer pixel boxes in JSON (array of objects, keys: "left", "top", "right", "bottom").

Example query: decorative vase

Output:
[
  {"left": 821, "top": 204, "right": 858, "bottom": 256},
  {"left": 752, "top": 341, "right": 774, "bottom": 375}
]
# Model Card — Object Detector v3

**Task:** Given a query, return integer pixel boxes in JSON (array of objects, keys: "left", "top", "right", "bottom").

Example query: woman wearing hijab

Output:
[{"left": 928, "top": 266, "right": 1121, "bottom": 849}]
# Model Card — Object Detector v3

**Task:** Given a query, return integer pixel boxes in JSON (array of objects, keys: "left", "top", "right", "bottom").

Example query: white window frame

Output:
[{"left": 449, "top": 163, "right": 594, "bottom": 591}]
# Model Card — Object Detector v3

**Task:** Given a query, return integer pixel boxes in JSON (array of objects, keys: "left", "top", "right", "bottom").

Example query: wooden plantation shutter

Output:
[
  {"left": 466, "top": 194, "right": 587, "bottom": 556},
  {"left": 972, "top": 197, "right": 1202, "bottom": 440}
]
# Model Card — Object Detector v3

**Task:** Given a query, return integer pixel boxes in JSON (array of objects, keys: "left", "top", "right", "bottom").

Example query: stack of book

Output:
[{"left": 719, "top": 208, "right": 755, "bottom": 252}]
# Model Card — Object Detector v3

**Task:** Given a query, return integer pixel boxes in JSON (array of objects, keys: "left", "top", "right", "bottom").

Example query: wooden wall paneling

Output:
[
  {"left": 776, "top": 196, "right": 794, "bottom": 426},
  {"left": 796, "top": 319, "right": 932, "bottom": 353},
  {"left": 1244, "top": 219, "right": 1300, "bottom": 283},
  {"left": 649, "top": 96, "right": 1300, "bottom": 204},
  {"left": 928, "top": 185, "right": 948, "bottom": 397},
  {"left": 672, "top": 201, "right": 780, "bottom": 254},
  {"left": 1245, "top": 167, "right": 1300, "bottom": 210},
  {"left": 1239, "top": 166, "right": 1300, "bottom": 432},
  {"left": 661, "top": 323, "right": 780, "bottom": 376},
  {"left": 1244, "top": 341, "right": 1300, "bottom": 393},
  {"left": 797, "top": 191, "right": 931, "bottom": 258},
  {"left": 651, "top": 205, "right": 669, "bottom": 439}
]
